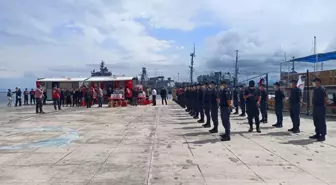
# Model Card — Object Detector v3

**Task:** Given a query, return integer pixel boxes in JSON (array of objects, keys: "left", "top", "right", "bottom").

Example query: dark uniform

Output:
[
  {"left": 197, "top": 84, "right": 205, "bottom": 123},
  {"left": 185, "top": 87, "right": 191, "bottom": 112},
  {"left": 233, "top": 88, "right": 239, "bottom": 114},
  {"left": 311, "top": 78, "right": 327, "bottom": 141},
  {"left": 259, "top": 85, "right": 268, "bottom": 123},
  {"left": 219, "top": 81, "right": 231, "bottom": 141},
  {"left": 288, "top": 80, "right": 302, "bottom": 133},
  {"left": 244, "top": 80, "right": 261, "bottom": 133},
  {"left": 209, "top": 81, "right": 219, "bottom": 133},
  {"left": 272, "top": 82, "right": 285, "bottom": 128},
  {"left": 239, "top": 86, "right": 246, "bottom": 116},
  {"left": 202, "top": 83, "right": 211, "bottom": 128}
]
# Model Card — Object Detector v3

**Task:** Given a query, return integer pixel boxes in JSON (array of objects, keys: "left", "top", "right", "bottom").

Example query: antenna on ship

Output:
[{"left": 189, "top": 44, "right": 196, "bottom": 83}]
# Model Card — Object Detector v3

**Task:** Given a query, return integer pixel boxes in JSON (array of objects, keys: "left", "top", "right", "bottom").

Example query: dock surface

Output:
[{"left": 1, "top": 102, "right": 336, "bottom": 185}]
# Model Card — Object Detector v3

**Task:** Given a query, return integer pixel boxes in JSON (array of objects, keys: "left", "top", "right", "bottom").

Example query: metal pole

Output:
[
  {"left": 314, "top": 36, "right": 316, "bottom": 72},
  {"left": 234, "top": 50, "right": 239, "bottom": 86},
  {"left": 177, "top": 73, "right": 179, "bottom": 82}
]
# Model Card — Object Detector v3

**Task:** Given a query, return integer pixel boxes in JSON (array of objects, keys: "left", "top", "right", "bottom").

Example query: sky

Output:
[{"left": 1, "top": 0, "right": 336, "bottom": 89}]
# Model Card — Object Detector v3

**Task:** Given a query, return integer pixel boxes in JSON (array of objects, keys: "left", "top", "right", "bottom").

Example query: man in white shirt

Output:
[{"left": 151, "top": 88, "right": 157, "bottom": 106}]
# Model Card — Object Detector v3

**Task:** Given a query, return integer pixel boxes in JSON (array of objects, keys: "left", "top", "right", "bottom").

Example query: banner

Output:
[{"left": 297, "top": 75, "right": 305, "bottom": 93}]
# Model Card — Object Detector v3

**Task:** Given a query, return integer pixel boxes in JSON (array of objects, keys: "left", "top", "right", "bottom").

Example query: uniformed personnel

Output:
[
  {"left": 239, "top": 85, "right": 246, "bottom": 117},
  {"left": 259, "top": 84, "right": 268, "bottom": 123},
  {"left": 272, "top": 82, "right": 285, "bottom": 128},
  {"left": 209, "top": 81, "right": 220, "bottom": 133},
  {"left": 219, "top": 81, "right": 232, "bottom": 141},
  {"left": 244, "top": 80, "right": 261, "bottom": 133},
  {"left": 288, "top": 79, "right": 302, "bottom": 133},
  {"left": 310, "top": 77, "right": 328, "bottom": 141},
  {"left": 202, "top": 83, "right": 212, "bottom": 128},
  {"left": 197, "top": 83, "right": 205, "bottom": 123}
]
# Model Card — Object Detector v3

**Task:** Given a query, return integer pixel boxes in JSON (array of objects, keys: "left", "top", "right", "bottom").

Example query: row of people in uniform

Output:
[{"left": 177, "top": 77, "right": 328, "bottom": 142}]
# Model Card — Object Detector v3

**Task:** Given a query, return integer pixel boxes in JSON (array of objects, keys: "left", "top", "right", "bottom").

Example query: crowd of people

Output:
[
  {"left": 176, "top": 78, "right": 328, "bottom": 142},
  {"left": 6, "top": 85, "right": 170, "bottom": 111}
]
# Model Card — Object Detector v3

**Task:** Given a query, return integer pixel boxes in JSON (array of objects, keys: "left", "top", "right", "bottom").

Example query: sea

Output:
[{"left": 0, "top": 92, "right": 8, "bottom": 106}]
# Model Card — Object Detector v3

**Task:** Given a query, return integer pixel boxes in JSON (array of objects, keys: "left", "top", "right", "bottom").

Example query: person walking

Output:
[
  {"left": 151, "top": 88, "right": 157, "bottom": 106},
  {"left": 52, "top": 87, "right": 61, "bottom": 110},
  {"left": 310, "top": 78, "right": 328, "bottom": 141},
  {"left": 244, "top": 80, "right": 261, "bottom": 133},
  {"left": 35, "top": 85, "right": 44, "bottom": 114},
  {"left": 160, "top": 88, "right": 168, "bottom": 105}
]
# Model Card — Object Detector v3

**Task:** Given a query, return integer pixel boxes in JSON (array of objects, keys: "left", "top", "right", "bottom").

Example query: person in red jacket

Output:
[{"left": 52, "top": 87, "right": 61, "bottom": 110}]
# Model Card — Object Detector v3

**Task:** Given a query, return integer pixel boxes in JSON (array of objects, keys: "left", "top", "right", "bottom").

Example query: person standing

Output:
[
  {"left": 239, "top": 85, "right": 246, "bottom": 116},
  {"left": 30, "top": 88, "right": 35, "bottom": 105},
  {"left": 43, "top": 90, "right": 47, "bottom": 105},
  {"left": 259, "top": 84, "right": 268, "bottom": 123},
  {"left": 52, "top": 87, "right": 61, "bottom": 110},
  {"left": 15, "top": 87, "right": 22, "bottom": 107},
  {"left": 185, "top": 86, "right": 190, "bottom": 112},
  {"left": 197, "top": 83, "right": 205, "bottom": 123},
  {"left": 202, "top": 83, "right": 211, "bottom": 128},
  {"left": 97, "top": 87, "right": 103, "bottom": 107},
  {"left": 209, "top": 81, "right": 220, "bottom": 133},
  {"left": 151, "top": 88, "right": 157, "bottom": 106},
  {"left": 131, "top": 87, "right": 138, "bottom": 106},
  {"left": 23, "top": 88, "right": 29, "bottom": 105},
  {"left": 288, "top": 79, "right": 302, "bottom": 133},
  {"left": 232, "top": 88, "right": 239, "bottom": 114},
  {"left": 72, "top": 88, "right": 77, "bottom": 107},
  {"left": 219, "top": 81, "right": 232, "bottom": 141},
  {"left": 160, "top": 88, "right": 168, "bottom": 105},
  {"left": 272, "top": 82, "right": 285, "bottom": 128},
  {"left": 310, "top": 78, "right": 328, "bottom": 141},
  {"left": 7, "top": 89, "right": 13, "bottom": 107},
  {"left": 35, "top": 85, "right": 44, "bottom": 114},
  {"left": 65, "top": 89, "right": 71, "bottom": 107},
  {"left": 85, "top": 86, "right": 92, "bottom": 108},
  {"left": 244, "top": 80, "right": 261, "bottom": 133},
  {"left": 60, "top": 89, "right": 65, "bottom": 107}
]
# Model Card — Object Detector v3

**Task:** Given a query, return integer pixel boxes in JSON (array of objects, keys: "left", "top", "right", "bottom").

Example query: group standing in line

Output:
[{"left": 176, "top": 77, "right": 328, "bottom": 142}]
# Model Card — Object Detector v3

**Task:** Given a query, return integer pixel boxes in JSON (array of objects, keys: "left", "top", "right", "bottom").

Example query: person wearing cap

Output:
[
  {"left": 203, "top": 82, "right": 212, "bottom": 128},
  {"left": 197, "top": 83, "right": 205, "bottom": 123},
  {"left": 272, "top": 82, "right": 285, "bottom": 128},
  {"left": 310, "top": 77, "right": 328, "bottom": 141},
  {"left": 244, "top": 80, "right": 261, "bottom": 133},
  {"left": 288, "top": 79, "right": 302, "bottom": 133},
  {"left": 209, "top": 81, "right": 220, "bottom": 133},
  {"left": 258, "top": 84, "right": 268, "bottom": 123},
  {"left": 219, "top": 81, "right": 232, "bottom": 141},
  {"left": 239, "top": 85, "right": 246, "bottom": 116}
]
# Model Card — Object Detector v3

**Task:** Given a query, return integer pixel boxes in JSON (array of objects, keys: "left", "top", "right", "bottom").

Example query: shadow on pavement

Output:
[
  {"left": 280, "top": 138, "right": 316, "bottom": 145},
  {"left": 260, "top": 131, "right": 291, "bottom": 137},
  {"left": 231, "top": 130, "right": 251, "bottom": 135},
  {"left": 178, "top": 126, "right": 203, "bottom": 130},
  {"left": 184, "top": 138, "right": 219, "bottom": 145},
  {"left": 181, "top": 132, "right": 210, "bottom": 137}
]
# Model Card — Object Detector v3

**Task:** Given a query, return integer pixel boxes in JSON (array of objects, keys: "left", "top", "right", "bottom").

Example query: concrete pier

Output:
[{"left": 1, "top": 102, "right": 336, "bottom": 184}]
